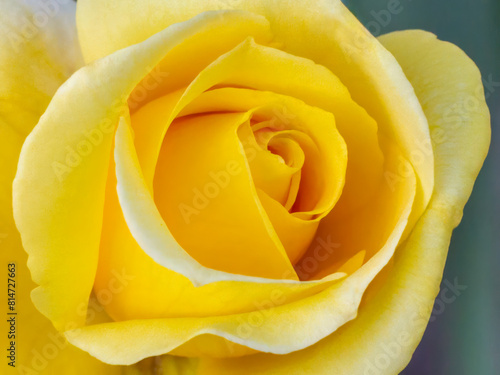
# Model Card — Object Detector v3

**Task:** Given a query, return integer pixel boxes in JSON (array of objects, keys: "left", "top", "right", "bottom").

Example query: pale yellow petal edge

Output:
[{"left": 194, "top": 30, "right": 491, "bottom": 375}]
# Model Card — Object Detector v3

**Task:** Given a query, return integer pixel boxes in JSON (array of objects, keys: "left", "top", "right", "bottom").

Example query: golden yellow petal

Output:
[
  {"left": 66, "top": 117, "right": 414, "bottom": 362},
  {"left": 154, "top": 111, "right": 296, "bottom": 279},
  {"left": 76, "top": 0, "right": 433, "bottom": 219},
  {"left": 13, "top": 9, "right": 268, "bottom": 331},
  {"left": 195, "top": 29, "right": 490, "bottom": 375}
]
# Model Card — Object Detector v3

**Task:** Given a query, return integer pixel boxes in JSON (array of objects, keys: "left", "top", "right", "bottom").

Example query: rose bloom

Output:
[{"left": 1, "top": 0, "right": 490, "bottom": 374}]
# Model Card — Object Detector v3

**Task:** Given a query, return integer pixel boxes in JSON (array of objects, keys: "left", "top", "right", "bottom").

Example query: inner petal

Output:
[
  {"left": 180, "top": 91, "right": 347, "bottom": 262},
  {"left": 182, "top": 88, "right": 348, "bottom": 218},
  {"left": 267, "top": 135, "right": 305, "bottom": 210},
  {"left": 297, "top": 138, "right": 414, "bottom": 280},
  {"left": 127, "top": 38, "right": 359, "bottom": 274},
  {"left": 238, "top": 121, "right": 304, "bottom": 208},
  {"left": 129, "top": 38, "right": 381, "bottom": 223},
  {"left": 152, "top": 111, "right": 297, "bottom": 279}
]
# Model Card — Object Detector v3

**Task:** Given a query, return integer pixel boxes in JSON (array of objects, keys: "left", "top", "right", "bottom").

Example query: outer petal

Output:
[
  {"left": 77, "top": 0, "right": 434, "bottom": 221},
  {"left": 64, "top": 123, "right": 415, "bottom": 363},
  {"left": 0, "top": 1, "right": 117, "bottom": 374},
  {"left": 195, "top": 31, "right": 490, "bottom": 375},
  {"left": 0, "top": 0, "right": 82, "bottom": 135},
  {"left": 12, "top": 9, "right": 269, "bottom": 330}
]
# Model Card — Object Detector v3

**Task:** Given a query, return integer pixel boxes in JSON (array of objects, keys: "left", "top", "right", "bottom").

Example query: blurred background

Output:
[{"left": 342, "top": 0, "right": 500, "bottom": 374}]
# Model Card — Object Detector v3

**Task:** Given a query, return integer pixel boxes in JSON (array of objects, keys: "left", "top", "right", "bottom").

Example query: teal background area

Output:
[{"left": 342, "top": 1, "right": 500, "bottom": 374}]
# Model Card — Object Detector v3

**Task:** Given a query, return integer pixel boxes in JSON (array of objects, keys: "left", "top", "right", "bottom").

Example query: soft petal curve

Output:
[
  {"left": 12, "top": 9, "right": 269, "bottom": 331},
  {"left": 76, "top": 0, "right": 433, "bottom": 220},
  {"left": 1, "top": 1, "right": 117, "bottom": 373},
  {"left": 194, "top": 30, "right": 490, "bottom": 375},
  {"left": 66, "top": 123, "right": 415, "bottom": 363}
]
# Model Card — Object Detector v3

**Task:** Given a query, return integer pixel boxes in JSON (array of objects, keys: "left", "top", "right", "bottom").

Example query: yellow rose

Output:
[{"left": 1, "top": 0, "right": 490, "bottom": 374}]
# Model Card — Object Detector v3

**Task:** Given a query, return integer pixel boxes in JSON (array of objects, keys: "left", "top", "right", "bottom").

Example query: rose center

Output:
[{"left": 239, "top": 119, "right": 307, "bottom": 212}]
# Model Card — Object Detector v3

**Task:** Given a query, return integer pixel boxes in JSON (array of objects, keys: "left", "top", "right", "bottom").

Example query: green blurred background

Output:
[{"left": 342, "top": 0, "right": 500, "bottom": 374}]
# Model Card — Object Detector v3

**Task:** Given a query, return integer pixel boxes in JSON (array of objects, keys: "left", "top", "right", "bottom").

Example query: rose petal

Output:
[
  {"left": 130, "top": 36, "right": 384, "bottom": 249},
  {"left": 96, "top": 155, "right": 347, "bottom": 322},
  {"left": 193, "top": 29, "right": 490, "bottom": 375},
  {"left": 13, "top": 9, "right": 269, "bottom": 331},
  {"left": 154, "top": 111, "right": 297, "bottom": 279},
  {"left": 1, "top": 1, "right": 117, "bottom": 373},
  {"left": 77, "top": 0, "right": 433, "bottom": 220},
  {"left": 66, "top": 150, "right": 414, "bottom": 364}
]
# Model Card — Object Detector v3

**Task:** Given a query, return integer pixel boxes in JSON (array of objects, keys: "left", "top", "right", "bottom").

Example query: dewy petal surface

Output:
[
  {"left": 194, "top": 30, "right": 490, "bottom": 375},
  {"left": 1, "top": 1, "right": 118, "bottom": 374}
]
